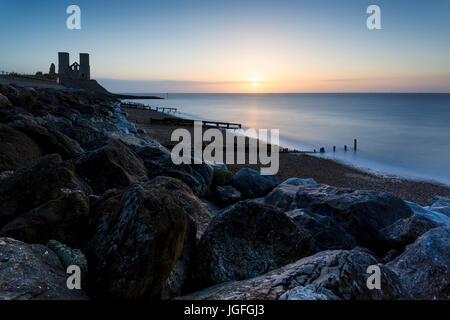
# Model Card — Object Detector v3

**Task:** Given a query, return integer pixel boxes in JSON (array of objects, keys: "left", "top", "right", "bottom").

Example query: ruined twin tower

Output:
[{"left": 53, "top": 52, "right": 90, "bottom": 81}]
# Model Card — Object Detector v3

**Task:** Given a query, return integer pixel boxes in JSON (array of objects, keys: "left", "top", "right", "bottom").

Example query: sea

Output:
[{"left": 123, "top": 93, "right": 450, "bottom": 186}]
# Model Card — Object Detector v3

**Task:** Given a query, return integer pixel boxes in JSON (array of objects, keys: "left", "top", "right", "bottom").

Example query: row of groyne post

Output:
[{"left": 281, "top": 139, "right": 358, "bottom": 154}]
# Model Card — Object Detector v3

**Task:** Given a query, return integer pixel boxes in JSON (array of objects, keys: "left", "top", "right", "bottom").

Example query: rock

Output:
[
  {"left": 0, "top": 124, "right": 43, "bottom": 172},
  {"left": 46, "top": 240, "right": 88, "bottom": 287},
  {"left": 278, "top": 284, "right": 339, "bottom": 300},
  {"left": 0, "top": 154, "right": 74, "bottom": 227},
  {"left": 232, "top": 168, "right": 278, "bottom": 199},
  {"left": 428, "top": 196, "right": 450, "bottom": 217},
  {"left": 47, "top": 116, "right": 107, "bottom": 148},
  {"left": 192, "top": 200, "right": 310, "bottom": 288},
  {"left": 179, "top": 248, "right": 408, "bottom": 300},
  {"left": 160, "top": 215, "right": 197, "bottom": 299},
  {"left": 148, "top": 176, "right": 212, "bottom": 238},
  {"left": 47, "top": 240, "right": 88, "bottom": 275},
  {"left": 0, "top": 188, "right": 89, "bottom": 246},
  {"left": 85, "top": 183, "right": 187, "bottom": 299},
  {"left": 265, "top": 184, "right": 413, "bottom": 254},
  {"left": 137, "top": 145, "right": 210, "bottom": 197},
  {"left": 387, "top": 225, "right": 450, "bottom": 300},
  {"left": 12, "top": 123, "right": 82, "bottom": 159},
  {"left": 214, "top": 185, "right": 241, "bottom": 207},
  {"left": 192, "top": 162, "right": 214, "bottom": 190},
  {"left": 286, "top": 209, "right": 357, "bottom": 253},
  {"left": 0, "top": 237, "right": 88, "bottom": 299},
  {"left": 212, "top": 166, "right": 234, "bottom": 186},
  {"left": 405, "top": 200, "right": 450, "bottom": 225},
  {"left": 380, "top": 214, "right": 443, "bottom": 249},
  {"left": 281, "top": 177, "right": 317, "bottom": 186},
  {"left": 75, "top": 139, "right": 148, "bottom": 195},
  {"left": 0, "top": 170, "right": 14, "bottom": 184},
  {"left": 2, "top": 86, "right": 38, "bottom": 109},
  {"left": 0, "top": 93, "right": 12, "bottom": 108}
]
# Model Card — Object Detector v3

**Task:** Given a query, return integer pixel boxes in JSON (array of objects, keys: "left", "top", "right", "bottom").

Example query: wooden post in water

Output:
[
  {"left": 354, "top": 139, "right": 357, "bottom": 151},
  {"left": 333, "top": 146, "right": 336, "bottom": 152},
  {"left": 344, "top": 145, "right": 347, "bottom": 151}
]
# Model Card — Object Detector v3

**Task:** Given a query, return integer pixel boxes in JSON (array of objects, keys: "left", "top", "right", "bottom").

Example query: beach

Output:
[{"left": 125, "top": 106, "right": 450, "bottom": 206}]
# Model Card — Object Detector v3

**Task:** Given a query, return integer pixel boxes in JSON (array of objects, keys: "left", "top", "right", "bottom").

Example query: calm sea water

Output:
[{"left": 125, "top": 93, "right": 450, "bottom": 186}]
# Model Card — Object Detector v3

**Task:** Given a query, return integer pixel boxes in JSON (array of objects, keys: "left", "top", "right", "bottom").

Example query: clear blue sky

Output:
[{"left": 1, "top": 0, "right": 449, "bottom": 92}]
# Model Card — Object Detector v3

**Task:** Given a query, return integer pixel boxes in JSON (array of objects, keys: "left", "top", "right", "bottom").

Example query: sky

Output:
[{"left": 0, "top": 0, "right": 449, "bottom": 93}]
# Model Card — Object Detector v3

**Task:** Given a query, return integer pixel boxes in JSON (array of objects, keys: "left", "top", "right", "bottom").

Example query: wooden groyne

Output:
[{"left": 121, "top": 102, "right": 177, "bottom": 113}]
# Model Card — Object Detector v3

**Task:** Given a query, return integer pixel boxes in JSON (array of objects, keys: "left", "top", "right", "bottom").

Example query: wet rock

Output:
[
  {"left": 0, "top": 188, "right": 89, "bottom": 246},
  {"left": 75, "top": 139, "right": 148, "bottom": 195},
  {"left": 214, "top": 185, "right": 241, "bottom": 207},
  {"left": 85, "top": 182, "right": 187, "bottom": 299},
  {"left": 192, "top": 200, "right": 310, "bottom": 288},
  {"left": 286, "top": 209, "right": 357, "bottom": 253},
  {"left": 232, "top": 168, "right": 278, "bottom": 199},
  {"left": 0, "top": 154, "right": 74, "bottom": 227},
  {"left": 137, "top": 145, "right": 210, "bottom": 197},
  {"left": 265, "top": 184, "right": 413, "bottom": 254},
  {"left": 180, "top": 248, "right": 408, "bottom": 300},
  {"left": 0, "top": 124, "right": 43, "bottom": 172},
  {"left": 387, "top": 225, "right": 450, "bottom": 300},
  {"left": 0, "top": 237, "right": 88, "bottom": 300}
]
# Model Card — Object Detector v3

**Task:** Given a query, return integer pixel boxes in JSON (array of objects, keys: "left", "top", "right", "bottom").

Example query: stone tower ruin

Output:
[{"left": 56, "top": 52, "right": 90, "bottom": 82}]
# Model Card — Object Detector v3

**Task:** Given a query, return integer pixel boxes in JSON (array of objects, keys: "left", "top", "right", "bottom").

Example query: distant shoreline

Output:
[{"left": 123, "top": 105, "right": 450, "bottom": 205}]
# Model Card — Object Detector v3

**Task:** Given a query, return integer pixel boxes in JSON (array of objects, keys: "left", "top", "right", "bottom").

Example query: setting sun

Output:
[{"left": 251, "top": 82, "right": 258, "bottom": 87}]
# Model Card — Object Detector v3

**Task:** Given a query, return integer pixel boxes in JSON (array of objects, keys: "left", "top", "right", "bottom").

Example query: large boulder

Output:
[
  {"left": 160, "top": 214, "right": 197, "bottom": 299},
  {"left": 137, "top": 145, "right": 211, "bottom": 197},
  {"left": 192, "top": 200, "right": 310, "bottom": 288},
  {"left": 179, "top": 248, "right": 408, "bottom": 300},
  {"left": 0, "top": 237, "right": 88, "bottom": 300},
  {"left": 286, "top": 209, "right": 357, "bottom": 253},
  {"left": 0, "top": 154, "right": 74, "bottom": 227},
  {"left": 0, "top": 188, "right": 89, "bottom": 246},
  {"left": 387, "top": 225, "right": 450, "bottom": 300},
  {"left": 0, "top": 124, "right": 42, "bottom": 172},
  {"left": 265, "top": 184, "right": 413, "bottom": 254},
  {"left": 85, "top": 182, "right": 187, "bottom": 299},
  {"left": 148, "top": 176, "right": 212, "bottom": 237},
  {"left": 232, "top": 168, "right": 278, "bottom": 199},
  {"left": 12, "top": 123, "right": 83, "bottom": 159},
  {"left": 75, "top": 139, "right": 148, "bottom": 195}
]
